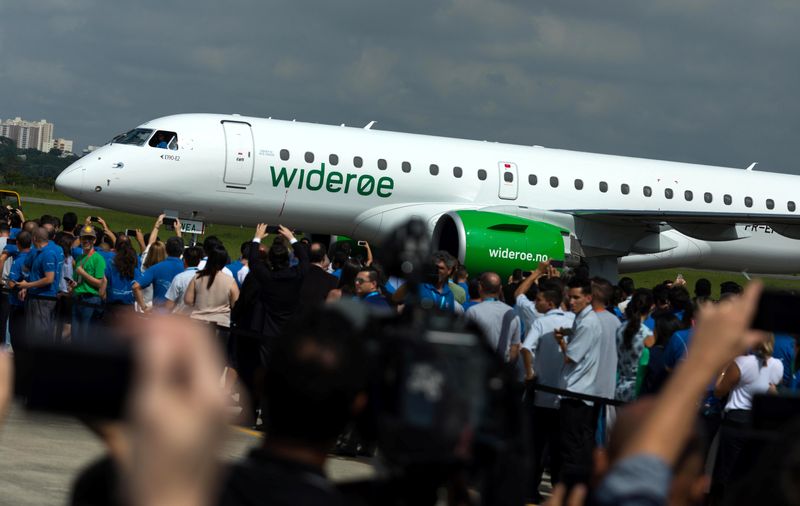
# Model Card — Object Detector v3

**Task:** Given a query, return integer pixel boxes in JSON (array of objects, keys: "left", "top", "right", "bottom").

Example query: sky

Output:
[{"left": 2, "top": 0, "right": 799, "bottom": 173}]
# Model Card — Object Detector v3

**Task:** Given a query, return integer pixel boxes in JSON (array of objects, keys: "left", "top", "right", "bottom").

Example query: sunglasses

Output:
[{"left": 354, "top": 277, "right": 372, "bottom": 284}]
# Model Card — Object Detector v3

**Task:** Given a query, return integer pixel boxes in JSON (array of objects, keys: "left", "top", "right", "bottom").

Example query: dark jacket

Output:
[
  {"left": 298, "top": 265, "right": 338, "bottom": 308},
  {"left": 232, "top": 239, "right": 309, "bottom": 339}
]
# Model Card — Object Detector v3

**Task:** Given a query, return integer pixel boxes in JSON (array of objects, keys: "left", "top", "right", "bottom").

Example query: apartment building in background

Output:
[
  {"left": 0, "top": 117, "right": 56, "bottom": 152},
  {"left": 52, "top": 138, "right": 73, "bottom": 154}
]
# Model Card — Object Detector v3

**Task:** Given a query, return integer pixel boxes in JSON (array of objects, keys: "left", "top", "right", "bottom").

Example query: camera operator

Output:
[{"left": 391, "top": 252, "right": 460, "bottom": 312}]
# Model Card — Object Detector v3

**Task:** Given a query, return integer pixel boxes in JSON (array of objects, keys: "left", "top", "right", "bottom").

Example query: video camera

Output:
[{"left": 327, "top": 219, "right": 527, "bottom": 505}]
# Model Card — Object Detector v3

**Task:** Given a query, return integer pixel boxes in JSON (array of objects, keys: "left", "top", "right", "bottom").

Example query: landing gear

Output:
[{"left": 585, "top": 255, "right": 620, "bottom": 283}]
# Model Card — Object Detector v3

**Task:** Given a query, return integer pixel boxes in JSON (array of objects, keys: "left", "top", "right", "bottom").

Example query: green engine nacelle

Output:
[{"left": 432, "top": 210, "right": 569, "bottom": 279}]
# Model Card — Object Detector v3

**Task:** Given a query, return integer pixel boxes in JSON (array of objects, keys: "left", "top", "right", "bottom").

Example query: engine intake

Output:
[{"left": 432, "top": 210, "right": 575, "bottom": 278}]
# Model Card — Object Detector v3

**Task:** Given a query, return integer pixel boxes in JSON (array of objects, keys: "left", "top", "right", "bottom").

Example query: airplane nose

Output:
[{"left": 55, "top": 164, "right": 85, "bottom": 197}]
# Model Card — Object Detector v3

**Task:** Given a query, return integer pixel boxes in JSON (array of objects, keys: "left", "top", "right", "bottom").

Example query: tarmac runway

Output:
[
  {"left": 22, "top": 197, "right": 101, "bottom": 209},
  {"left": 0, "top": 402, "right": 375, "bottom": 505}
]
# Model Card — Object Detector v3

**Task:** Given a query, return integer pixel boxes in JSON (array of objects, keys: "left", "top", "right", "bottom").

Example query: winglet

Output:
[
  {"left": 364, "top": 121, "right": 376, "bottom": 130},
  {"left": 746, "top": 162, "right": 758, "bottom": 171}
]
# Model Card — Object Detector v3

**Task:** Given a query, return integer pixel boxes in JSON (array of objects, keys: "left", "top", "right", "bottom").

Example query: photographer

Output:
[
  {"left": 391, "top": 252, "right": 458, "bottom": 312},
  {"left": 234, "top": 224, "right": 309, "bottom": 338}
]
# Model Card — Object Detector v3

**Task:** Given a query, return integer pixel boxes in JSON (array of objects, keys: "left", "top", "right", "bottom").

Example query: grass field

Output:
[
  {"left": 18, "top": 201, "right": 256, "bottom": 252},
  {"left": 12, "top": 185, "right": 800, "bottom": 294},
  {"left": 625, "top": 268, "right": 800, "bottom": 299},
  {"left": 5, "top": 183, "right": 78, "bottom": 202}
]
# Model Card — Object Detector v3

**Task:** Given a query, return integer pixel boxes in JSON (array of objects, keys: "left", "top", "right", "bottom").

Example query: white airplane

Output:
[{"left": 55, "top": 113, "right": 800, "bottom": 280}]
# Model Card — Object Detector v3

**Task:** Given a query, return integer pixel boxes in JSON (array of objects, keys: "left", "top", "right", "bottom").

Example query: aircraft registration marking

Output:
[
  {"left": 160, "top": 154, "right": 180, "bottom": 161},
  {"left": 743, "top": 224, "right": 774, "bottom": 234}
]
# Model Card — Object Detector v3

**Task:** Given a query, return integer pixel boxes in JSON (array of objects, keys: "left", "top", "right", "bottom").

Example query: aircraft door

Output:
[
  {"left": 498, "top": 161, "right": 518, "bottom": 200},
  {"left": 222, "top": 121, "right": 254, "bottom": 186}
]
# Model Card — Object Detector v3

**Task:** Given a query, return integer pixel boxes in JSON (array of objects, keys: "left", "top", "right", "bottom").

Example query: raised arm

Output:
[
  {"left": 514, "top": 261, "right": 547, "bottom": 299},
  {"left": 97, "top": 216, "right": 116, "bottom": 245},
  {"left": 245, "top": 224, "right": 272, "bottom": 284},
  {"left": 281, "top": 226, "right": 308, "bottom": 274},
  {"left": 148, "top": 214, "right": 165, "bottom": 249},
  {"left": 363, "top": 241, "right": 373, "bottom": 266}
]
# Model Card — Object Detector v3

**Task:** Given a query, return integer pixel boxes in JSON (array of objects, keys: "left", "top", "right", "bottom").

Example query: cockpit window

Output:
[
  {"left": 148, "top": 130, "right": 178, "bottom": 150},
  {"left": 111, "top": 128, "right": 153, "bottom": 146}
]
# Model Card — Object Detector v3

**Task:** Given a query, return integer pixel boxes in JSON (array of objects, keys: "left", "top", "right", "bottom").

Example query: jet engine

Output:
[{"left": 432, "top": 210, "right": 578, "bottom": 278}]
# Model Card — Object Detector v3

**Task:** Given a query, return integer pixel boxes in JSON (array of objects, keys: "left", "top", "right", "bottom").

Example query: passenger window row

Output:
[
  {"left": 279, "top": 149, "right": 483, "bottom": 180},
  {"left": 527, "top": 174, "right": 794, "bottom": 212},
  {"left": 279, "top": 148, "right": 795, "bottom": 212}
]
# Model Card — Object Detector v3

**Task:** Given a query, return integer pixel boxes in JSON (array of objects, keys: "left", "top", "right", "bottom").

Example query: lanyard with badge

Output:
[
  {"left": 431, "top": 290, "right": 448, "bottom": 310},
  {"left": 76, "top": 249, "right": 95, "bottom": 283}
]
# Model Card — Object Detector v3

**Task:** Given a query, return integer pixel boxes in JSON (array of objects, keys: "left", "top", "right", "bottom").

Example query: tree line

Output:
[{"left": 0, "top": 136, "right": 76, "bottom": 186}]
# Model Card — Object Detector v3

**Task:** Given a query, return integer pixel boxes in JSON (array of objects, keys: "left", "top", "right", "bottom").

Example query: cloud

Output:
[{"left": 0, "top": 0, "right": 798, "bottom": 174}]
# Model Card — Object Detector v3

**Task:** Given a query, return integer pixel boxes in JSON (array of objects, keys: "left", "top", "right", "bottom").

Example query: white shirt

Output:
[
  {"left": 726, "top": 355, "right": 783, "bottom": 412},
  {"left": 237, "top": 265, "right": 249, "bottom": 286},
  {"left": 164, "top": 267, "right": 199, "bottom": 314},
  {"left": 515, "top": 293, "right": 544, "bottom": 330},
  {"left": 522, "top": 309, "right": 575, "bottom": 409}
]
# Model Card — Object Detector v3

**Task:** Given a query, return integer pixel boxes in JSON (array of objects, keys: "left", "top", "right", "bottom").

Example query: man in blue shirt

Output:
[
  {"left": 390, "top": 253, "right": 457, "bottom": 311},
  {"left": 773, "top": 334, "right": 796, "bottom": 389},
  {"left": 664, "top": 328, "right": 693, "bottom": 371},
  {"left": 225, "top": 241, "right": 250, "bottom": 289},
  {"left": 354, "top": 267, "right": 391, "bottom": 310},
  {"left": 5, "top": 230, "right": 31, "bottom": 349},
  {"left": 133, "top": 236, "right": 185, "bottom": 310},
  {"left": 418, "top": 253, "right": 456, "bottom": 311},
  {"left": 17, "top": 227, "right": 62, "bottom": 341}
]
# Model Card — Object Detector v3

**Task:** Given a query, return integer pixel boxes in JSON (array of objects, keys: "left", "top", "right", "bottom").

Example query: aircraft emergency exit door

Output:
[{"left": 222, "top": 121, "right": 254, "bottom": 186}]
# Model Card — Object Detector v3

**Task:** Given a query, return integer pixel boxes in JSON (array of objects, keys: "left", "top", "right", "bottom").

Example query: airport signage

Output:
[{"left": 180, "top": 219, "right": 205, "bottom": 235}]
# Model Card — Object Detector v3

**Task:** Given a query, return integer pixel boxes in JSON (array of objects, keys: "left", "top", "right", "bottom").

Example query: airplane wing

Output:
[
  {"left": 559, "top": 209, "right": 800, "bottom": 240},
  {"left": 564, "top": 209, "right": 800, "bottom": 225}
]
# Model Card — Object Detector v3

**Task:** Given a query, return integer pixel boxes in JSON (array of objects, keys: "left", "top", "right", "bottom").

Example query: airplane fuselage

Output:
[{"left": 56, "top": 114, "right": 800, "bottom": 275}]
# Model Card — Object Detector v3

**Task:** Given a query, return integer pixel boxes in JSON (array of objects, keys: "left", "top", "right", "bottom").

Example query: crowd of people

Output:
[{"left": 0, "top": 207, "right": 799, "bottom": 506}]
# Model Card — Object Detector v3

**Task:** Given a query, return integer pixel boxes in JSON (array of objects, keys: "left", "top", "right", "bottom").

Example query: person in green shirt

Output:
[{"left": 71, "top": 225, "right": 106, "bottom": 343}]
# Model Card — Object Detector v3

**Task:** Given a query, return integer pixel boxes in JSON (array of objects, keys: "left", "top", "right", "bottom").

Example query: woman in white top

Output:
[{"left": 711, "top": 333, "right": 783, "bottom": 500}]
